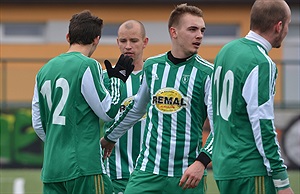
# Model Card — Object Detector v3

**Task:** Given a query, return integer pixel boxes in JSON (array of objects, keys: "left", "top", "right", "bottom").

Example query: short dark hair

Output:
[
  {"left": 68, "top": 10, "right": 103, "bottom": 45},
  {"left": 168, "top": 3, "right": 203, "bottom": 29},
  {"left": 250, "top": 0, "right": 289, "bottom": 33}
]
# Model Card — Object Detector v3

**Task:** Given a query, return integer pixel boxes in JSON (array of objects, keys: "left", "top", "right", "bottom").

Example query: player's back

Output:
[
  {"left": 36, "top": 52, "right": 105, "bottom": 183},
  {"left": 211, "top": 38, "right": 276, "bottom": 180}
]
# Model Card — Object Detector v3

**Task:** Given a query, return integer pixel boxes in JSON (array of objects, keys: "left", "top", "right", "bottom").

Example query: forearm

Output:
[
  {"left": 105, "top": 98, "right": 146, "bottom": 142},
  {"left": 104, "top": 77, "right": 126, "bottom": 118},
  {"left": 81, "top": 68, "right": 125, "bottom": 121},
  {"left": 196, "top": 132, "right": 213, "bottom": 168},
  {"left": 105, "top": 75, "right": 149, "bottom": 142},
  {"left": 32, "top": 82, "right": 45, "bottom": 141}
]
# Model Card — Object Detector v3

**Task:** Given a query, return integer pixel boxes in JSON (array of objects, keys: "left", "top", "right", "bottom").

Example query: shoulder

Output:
[
  {"left": 68, "top": 52, "right": 101, "bottom": 68},
  {"left": 84, "top": 57, "right": 101, "bottom": 67},
  {"left": 218, "top": 38, "right": 245, "bottom": 55},
  {"left": 37, "top": 55, "right": 61, "bottom": 75},
  {"left": 193, "top": 55, "right": 214, "bottom": 75},
  {"left": 217, "top": 38, "right": 266, "bottom": 63},
  {"left": 102, "top": 70, "right": 109, "bottom": 79},
  {"left": 194, "top": 55, "right": 214, "bottom": 69},
  {"left": 143, "top": 52, "right": 167, "bottom": 68}
]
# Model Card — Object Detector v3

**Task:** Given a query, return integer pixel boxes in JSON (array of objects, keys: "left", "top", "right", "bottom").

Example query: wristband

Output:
[{"left": 195, "top": 152, "right": 211, "bottom": 168}]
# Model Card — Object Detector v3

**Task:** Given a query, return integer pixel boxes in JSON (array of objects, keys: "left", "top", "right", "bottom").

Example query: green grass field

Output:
[{"left": 0, "top": 169, "right": 299, "bottom": 194}]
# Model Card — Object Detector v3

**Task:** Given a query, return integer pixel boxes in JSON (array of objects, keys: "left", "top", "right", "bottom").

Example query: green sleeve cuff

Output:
[{"left": 272, "top": 170, "right": 290, "bottom": 190}]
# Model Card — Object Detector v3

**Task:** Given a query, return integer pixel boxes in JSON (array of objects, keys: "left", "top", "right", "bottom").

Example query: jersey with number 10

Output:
[
  {"left": 106, "top": 53, "right": 213, "bottom": 177},
  {"left": 210, "top": 37, "right": 287, "bottom": 181},
  {"left": 32, "top": 52, "right": 123, "bottom": 183}
]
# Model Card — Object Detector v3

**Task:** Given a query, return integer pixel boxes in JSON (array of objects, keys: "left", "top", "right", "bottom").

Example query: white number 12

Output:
[{"left": 40, "top": 78, "right": 69, "bottom": 125}]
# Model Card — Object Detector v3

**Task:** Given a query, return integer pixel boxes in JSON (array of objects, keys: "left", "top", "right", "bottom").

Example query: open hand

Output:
[{"left": 179, "top": 161, "right": 205, "bottom": 189}]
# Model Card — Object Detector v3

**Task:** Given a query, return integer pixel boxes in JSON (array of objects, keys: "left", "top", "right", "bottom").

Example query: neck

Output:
[
  {"left": 67, "top": 44, "right": 93, "bottom": 57},
  {"left": 245, "top": 30, "right": 272, "bottom": 52},
  {"left": 168, "top": 51, "right": 193, "bottom": 64},
  {"left": 133, "top": 60, "right": 144, "bottom": 71}
]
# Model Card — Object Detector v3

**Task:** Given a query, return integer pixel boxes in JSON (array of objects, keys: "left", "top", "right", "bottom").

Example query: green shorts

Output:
[
  {"left": 112, "top": 178, "right": 129, "bottom": 194},
  {"left": 43, "top": 174, "right": 113, "bottom": 194},
  {"left": 124, "top": 170, "right": 206, "bottom": 194},
  {"left": 216, "top": 176, "right": 276, "bottom": 194}
]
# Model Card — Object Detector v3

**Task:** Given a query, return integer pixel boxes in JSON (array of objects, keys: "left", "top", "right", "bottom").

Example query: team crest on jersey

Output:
[
  {"left": 120, "top": 96, "right": 146, "bottom": 120},
  {"left": 181, "top": 74, "right": 190, "bottom": 84},
  {"left": 152, "top": 87, "right": 187, "bottom": 114},
  {"left": 153, "top": 73, "right": 159, "bottom": 80}
]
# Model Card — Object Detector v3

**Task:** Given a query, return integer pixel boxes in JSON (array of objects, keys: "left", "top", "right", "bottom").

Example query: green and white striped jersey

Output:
[
  {"left": 105, "top": 52, "right": 213, "bottom": 177},
  {"left": 103, "top": 70, "right": 146, "bottom": 180},
  {"left": 209, "top": 31, "right": 289, "bottom": 184},
  {"left": 32, "top": 52, "right": 124, "bottom": 183}
]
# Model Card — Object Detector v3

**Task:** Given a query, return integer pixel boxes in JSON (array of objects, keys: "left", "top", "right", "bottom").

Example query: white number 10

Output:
[
  {"left": 40, "top": 78, "right": 69, "bottom": 125},
  {"left": 214, "top": 66, "right": 234, "bottom": 121}
]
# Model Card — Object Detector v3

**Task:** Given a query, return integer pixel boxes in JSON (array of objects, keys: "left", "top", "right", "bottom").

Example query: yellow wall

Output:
[{"left": 0, "top": 4, "right": 283, "bottom": 103}]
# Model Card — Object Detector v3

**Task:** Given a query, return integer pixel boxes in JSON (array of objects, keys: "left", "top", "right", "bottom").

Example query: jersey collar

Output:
[{"left": 245, "top": 30, "right": 272, "bottom": 53}]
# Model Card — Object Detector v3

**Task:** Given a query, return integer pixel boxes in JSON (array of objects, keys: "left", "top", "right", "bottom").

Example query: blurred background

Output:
[{"left": 0, "top": 0, "right": 299, "bottom": 193}]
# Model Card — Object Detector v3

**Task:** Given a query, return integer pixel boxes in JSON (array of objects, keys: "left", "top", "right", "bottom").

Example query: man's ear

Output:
[
  {"left": 169, "top": 27, "right": 177, "bottom": 39},
  {"left": 143, "top": 37, "right": 149, "bottom": 49},
  {"left": 66, "top": 33, "right": 70, "bottom": 43},
  {"left": 93, "top": 36, "right": 100, "bottom": 45},
  {"left": 275, "top": 21, "right": 283, "bottom": 33}
]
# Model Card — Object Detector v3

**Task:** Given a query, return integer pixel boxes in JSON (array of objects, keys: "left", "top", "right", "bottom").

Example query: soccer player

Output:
[
  {"left": 101, "top": 4, "right": 214, "bottom": 194},
  {"left": 103, "top": 20, "right": 149, "bottom": 193},
  {"left": 31, "top": 10, "right": 134, "bottom": 194},
  {"left": 207, "top": 0, "right": 294, "bottom": 193}
]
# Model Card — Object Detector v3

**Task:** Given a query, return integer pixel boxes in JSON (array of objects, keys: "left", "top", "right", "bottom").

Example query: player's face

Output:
[
  {"left": 174, "top": 14, "right": 205, "bottom": 57},
  {"left": 117, "top": 25, "right": 147, "bottom": 64}
]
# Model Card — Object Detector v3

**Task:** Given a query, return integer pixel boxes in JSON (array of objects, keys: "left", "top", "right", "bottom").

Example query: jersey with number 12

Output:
[{"left": 33, "top": 52, "right": 123, "bottom": 183}]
